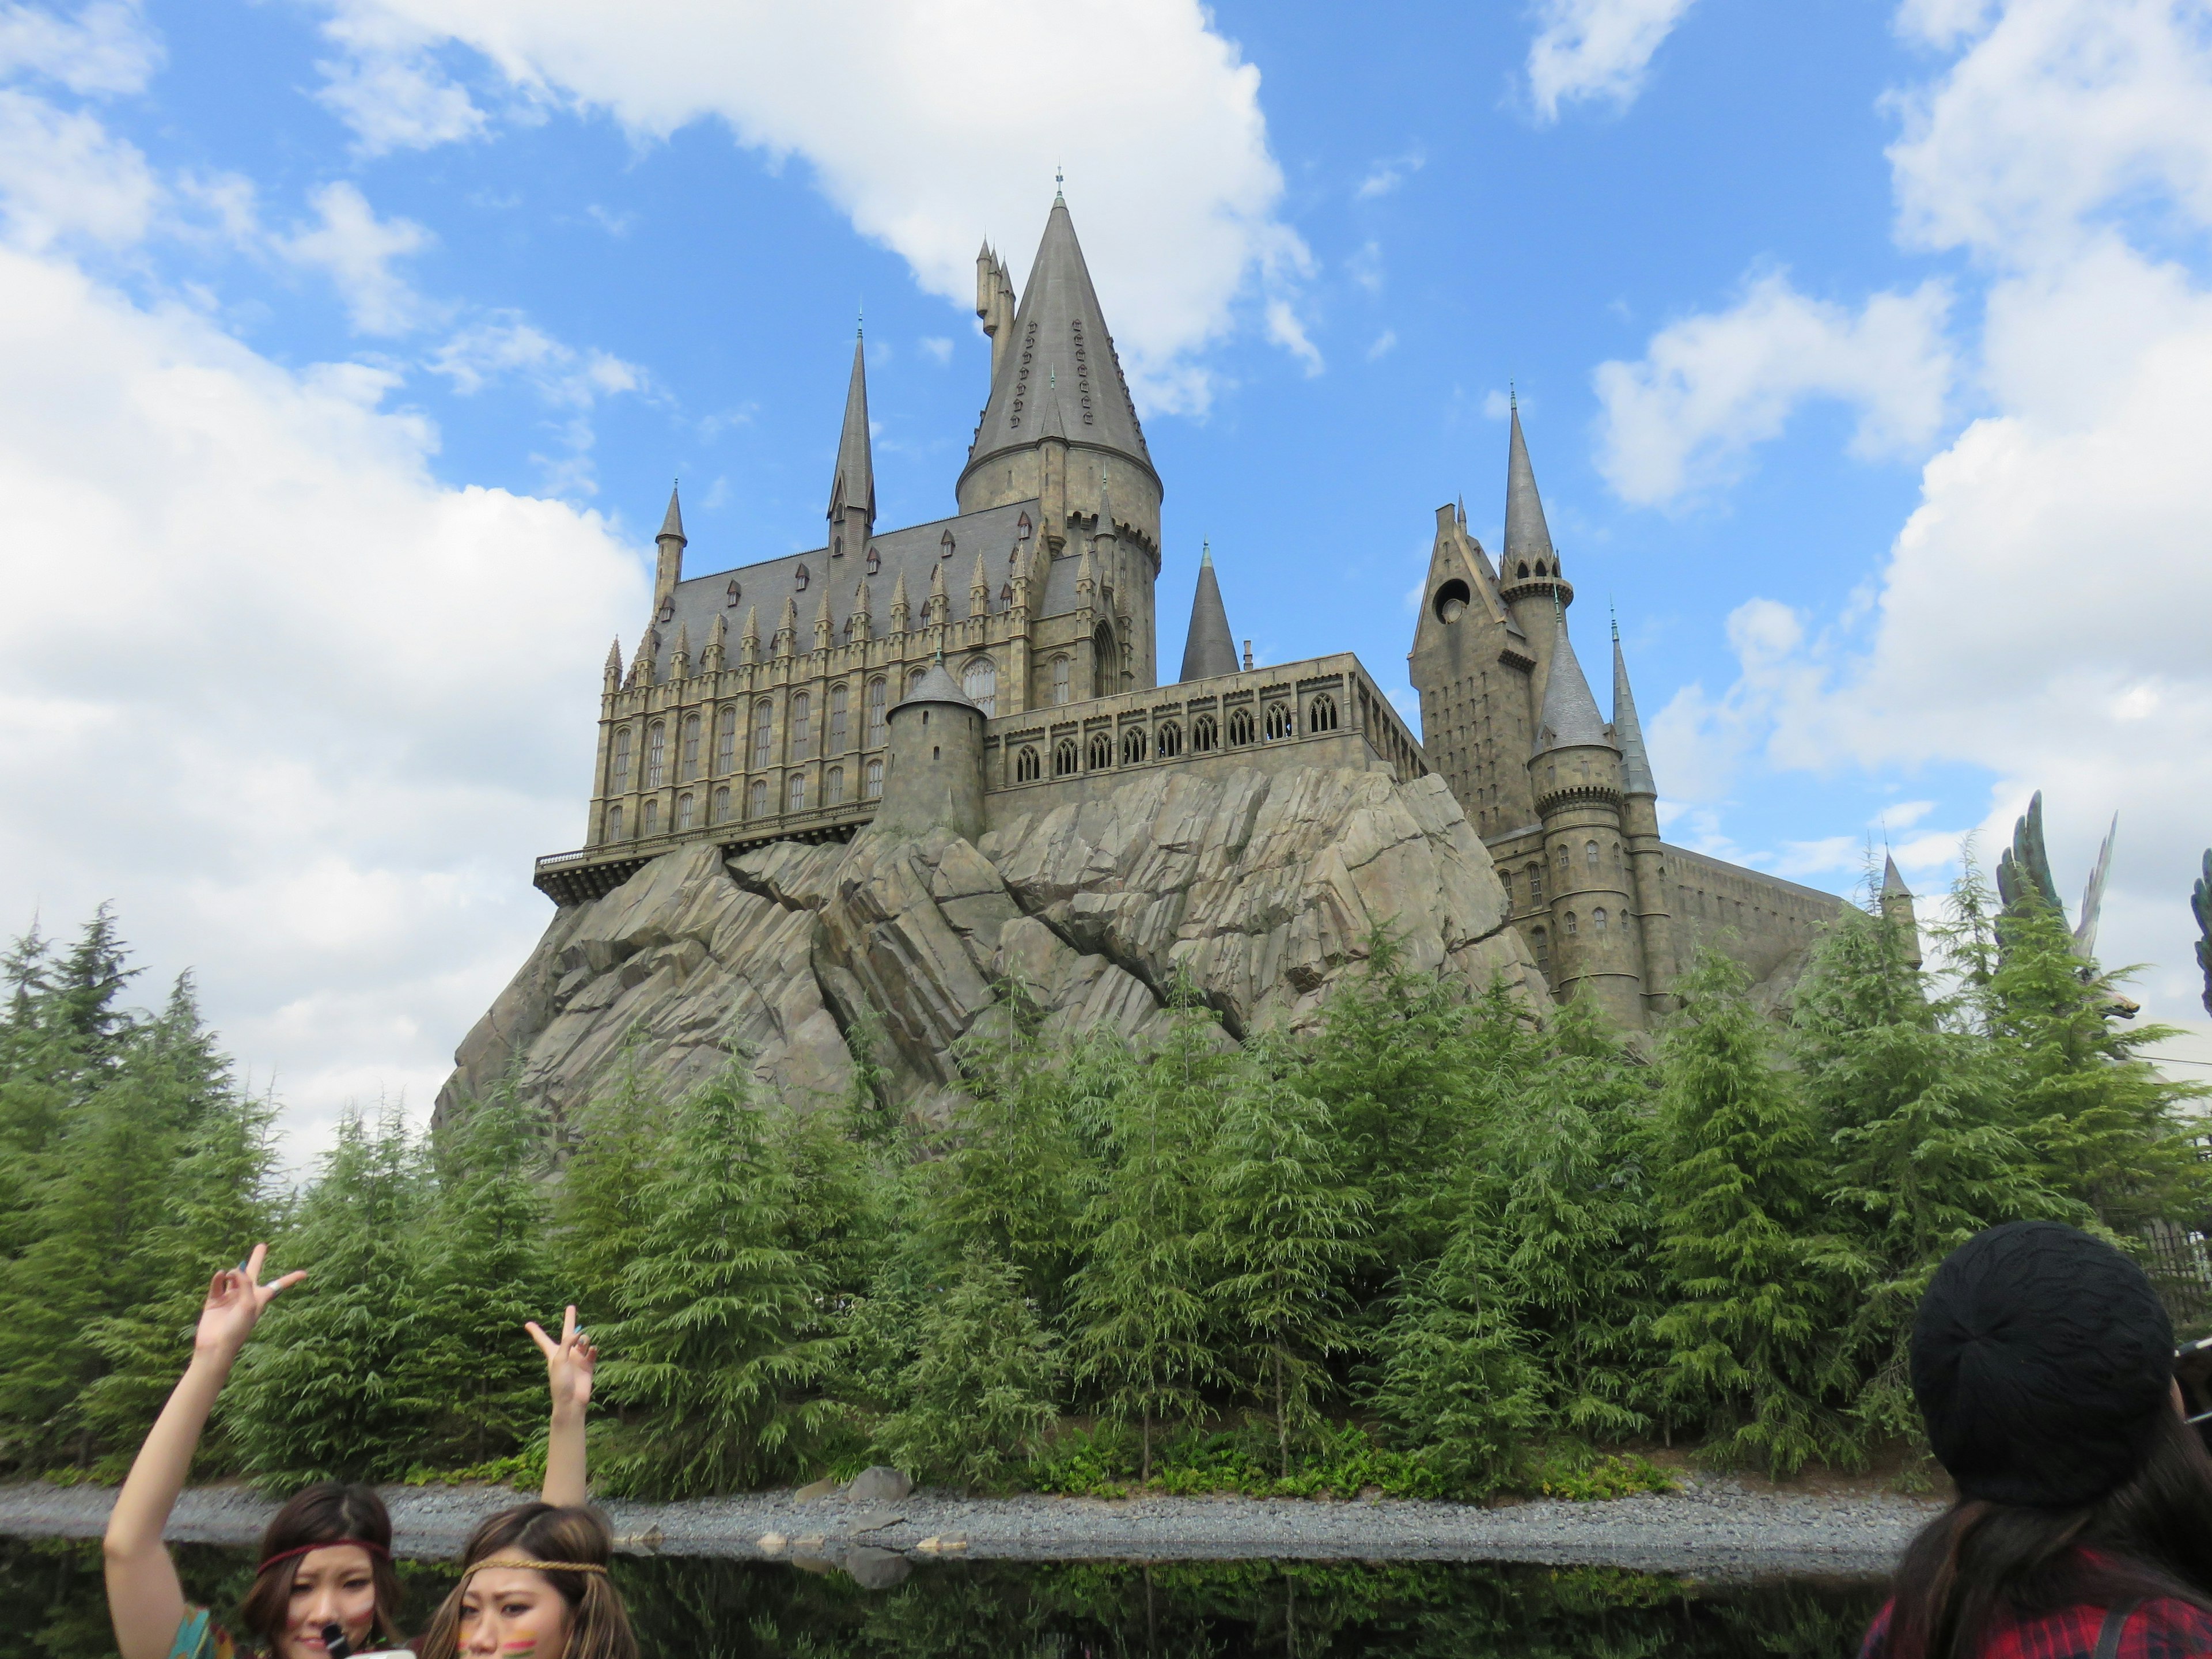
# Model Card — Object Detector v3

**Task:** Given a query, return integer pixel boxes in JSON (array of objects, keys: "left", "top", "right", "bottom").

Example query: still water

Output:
[{"left": 0, "top": 1537, "right": 1882, "bottom": 1657}]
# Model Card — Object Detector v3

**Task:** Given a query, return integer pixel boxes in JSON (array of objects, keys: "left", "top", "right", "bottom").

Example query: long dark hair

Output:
[
  {"left": 415, "top": 1503, "right": 637, "bottom": 1659},
  {"left": 1888, "top": 1410, "right": 2212, "bottom": 1658},
  {"left": 237, "top": 1483, "right": 404, "bottom": 1652}
]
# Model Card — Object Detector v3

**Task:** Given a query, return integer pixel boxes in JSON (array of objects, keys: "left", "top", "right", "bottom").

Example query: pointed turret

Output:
[
  {"left": 628, "top": 626, "right": 656, "bottom": 689},
  {"left": 813, "top": 584, "right": 834, "bottom": 651},
  {"left": 671, "top": 621, "right": 692, "bottom": 679},
  {"left": 1610, "top": 626, "right": 1657, "bottom": 797},
  {"left": 1502, "top": 400, "right": 1555, "bottom": 578},
  {"left": 1881, "top": 854, "right": 1925, "bottom": 971},
  {"left": 969, "top": 550, "right": 990, "bottom": 618},
  {"left": 774, "top": 594, "right": 798, "bottom": 658},
  {"left": 827, "top": 332, "right": 875, "bottom": 560},
  {"left": 653, "top": 482, "right": 686, "bottom": 610},
  {"left": 740, "top": 603, "right": 760, "bottom": 665},
  {"left": 1179, "top": 541, "right": 1238, "bottom": 682},
  {"left": 891, "top": 569, "right": 911, "bottom": 633},
  {"left": 851, "top": 577, "right": 872, "bottom": 644},
  {"left": 704, "top": 612, "right": 726, "bottom": 672},
  {"left": 603, "top": 635, "right": 623, "bottom": 691},
  {"left": 927, "top": 558, "right": 948, "bottom": 627},
  {"left": 1534, "top": 608, "right": 1609, "bottom": 755}
]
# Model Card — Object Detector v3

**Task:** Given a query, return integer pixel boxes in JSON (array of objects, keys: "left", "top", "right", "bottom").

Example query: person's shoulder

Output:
[
  {"left": 2123, "top": 1597, "right": 2212, "bottom": 1655},
  {"left": 1858, "top": 1596, "right": 1895, "bottom": 1658},
  {"left": 168, "top": 1607, "right": 246, "bottom": 1659}
]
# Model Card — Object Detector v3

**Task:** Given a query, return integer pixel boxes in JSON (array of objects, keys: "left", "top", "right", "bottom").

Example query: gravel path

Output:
[{"left": 0, "top": 1476, "right": 1934, "bottom": 1581}]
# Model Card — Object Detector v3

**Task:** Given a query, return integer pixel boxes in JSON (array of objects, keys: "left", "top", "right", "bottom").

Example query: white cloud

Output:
[
  {"left": 0, "top": 0, "right": 161, "bottom": 95},
  {"left": 1482, "top": 388, "right": 1513, "bottom": 420},
  {"left": 1355, "top": 147, "right": 1423, "bottom": 199},
  {"left": 430, "top": 313, "right": 645, "bottom": 406},
  {"left": 917, "top": 335, "right": 952, "bottom": 364},
  {"left": 0, "top": 238, "right": 644, "bottom": 1144},
  {"left": 1527, "top": 0, "right": 1698, "bottom": 122},
  {"left": 301, "top": 0, "right": 1308, "bottom": 405},
  {"left": 274, "top": 180, "right": 434, "bottom": 335},
  {"left": 1265, "top": 296, "right": 1324, "bottom": 376},
  {"left": 316, "top": 49, "right": 487, "bottom": 155},
  {"left": 0, "top": 86, "right": 156, "bottom": 248},
  {"left": 1365, "top": 328, "right": 1396, "bottom": 362},
  {"left": 1593, "top": 270, "right": 1955, "bottom": 505},
  {"left": 1347, "top": 239, "right": 1383, "bottom": 293}
]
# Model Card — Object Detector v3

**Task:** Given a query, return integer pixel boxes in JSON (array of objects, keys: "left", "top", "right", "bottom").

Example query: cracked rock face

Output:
[{"left": 436, "top": 763, "right": 1541, "bottom": 1129}]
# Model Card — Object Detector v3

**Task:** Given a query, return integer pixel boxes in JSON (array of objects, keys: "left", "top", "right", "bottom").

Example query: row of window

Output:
[
  {"left": 1527, "top": 906, "right": 1631, "bottom": 971},
  {"left": 1516, "top": 838, "right": 1628, "bottom": 910},
  {"left": 1007, "top": 693, "right": 1339, "bottom": 783},
  {"left": 604, "top": 759, "right": 888, "bottom": 841}
]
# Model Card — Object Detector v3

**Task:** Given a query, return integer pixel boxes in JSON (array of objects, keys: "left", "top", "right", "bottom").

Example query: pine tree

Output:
[
  {"left": 416, "top": 1084, "right": 559, "bottom": 1469},
  {"left": 1203, "top": 1045, "right": 1370, "bottom": 1475},
  {"left": 1066, "top": 986, "right": 1228, "bottom": 1481},
  {"left": 872, "top": 1248, "right": 1059, "bottom": 1492},
  {"left": 593, "top": 1063, "right": 838, "bottom": 1497},
  {"left": 230, "top": 1105, "right": 437, "bottom": 1485},
  {"left": 554, "top": 1039, "right": 676, "bottom": 1304},
  {"left": 1493, "top": 997, "right": 1664, "bottom": 1441},
  {"left": 1652, "top": 954, "right": 1862, "bottom": 1474}
]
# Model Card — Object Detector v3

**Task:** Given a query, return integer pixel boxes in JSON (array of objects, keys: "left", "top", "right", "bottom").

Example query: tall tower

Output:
[
  {"left": 653, "top": 482, "right": 685, "bottom": 613},
  {"left": 1497, "top": 398, "right": 1573, "bottom": 698},
  {"left": 959, "top": 192, "right": 1162, "bottom": 688},
  {"left": 1532, "top": 609, "right": 1642, "bottom": 1029},
  {"left": 1881, "top": 854, "right": 1923, "bottom": 971},
  {"left": 1178, "top": 543, "right": 1238, "bottom": 681},
  {"left": 1611, "top": 626, "right": 1676, "bottom": 1012},
  {"left": 828, "top": 331, "right": 876, "bottom": 569}
]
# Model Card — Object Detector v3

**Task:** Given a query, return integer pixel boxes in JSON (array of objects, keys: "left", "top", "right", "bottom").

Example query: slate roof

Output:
[
  {"left": 658, "top": 482, "right": 685, "bottom": 541},
  {"left": 1881, "top": 853, "right": 1913, "bottom": 899},
  {"left": 1535, "top": 609, "right": 1612, "bottom": 754},
  {"left": 828, "top": 335, "right": 874, "bottom": 521},
  {"left": 894, "top": 658, "right": 978, "bottom": 713},
  {"left": 964, "top": 198, "right": 1156, "bottom": 491},
  {"left": 1502, "top": 401, "right": 1556, "bottom": 572},
  {"left": 1611, "top": 630, "right": 1657, "bottom": 795},
  {"left": 1178, "top": 543, "right": 1238, "bottom": 681},
  {"left": 647, "top": 498, "right": 1043, "bottom": 678}
]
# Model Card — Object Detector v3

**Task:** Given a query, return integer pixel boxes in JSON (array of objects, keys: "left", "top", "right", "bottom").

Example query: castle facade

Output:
[{"left": 533, "top": 194, "right": 1862, "bottom": 1029}]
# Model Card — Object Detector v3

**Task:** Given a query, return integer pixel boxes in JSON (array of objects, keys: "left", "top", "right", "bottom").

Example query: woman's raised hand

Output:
[
  {"left": 192, "top": 1243, "right": 305, "bottom": 1361},
  {"left": 525, "top": 1305, "right": 597, "bottom": 1417}
]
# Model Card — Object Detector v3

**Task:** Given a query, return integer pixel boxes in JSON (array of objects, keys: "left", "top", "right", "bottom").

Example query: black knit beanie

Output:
[{"left": 1911, "top": 1219, "right": 2174, "bottom": 1508}]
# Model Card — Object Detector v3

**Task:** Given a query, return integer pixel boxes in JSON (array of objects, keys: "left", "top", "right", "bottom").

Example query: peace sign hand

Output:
[
  {"left": 525, "top": 1305, "right": 597, "bottom": 1417},
  {"left": 194, "top": 1244, "right": 305, "bottom": 1361}
]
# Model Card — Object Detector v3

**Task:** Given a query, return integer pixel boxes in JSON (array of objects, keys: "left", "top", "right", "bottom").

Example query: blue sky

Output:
[{"left": 2, "top": 0, "right": 2208, "bottom": 1134}]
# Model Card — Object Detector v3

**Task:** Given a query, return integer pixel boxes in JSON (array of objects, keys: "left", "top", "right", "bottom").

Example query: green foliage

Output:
[
  {"left": 872, "top": 1248, "right": 1059, "bottom": 1491},
  {"left": 1527, "top": 1450, "right": 1678, "bottom": 1502}
]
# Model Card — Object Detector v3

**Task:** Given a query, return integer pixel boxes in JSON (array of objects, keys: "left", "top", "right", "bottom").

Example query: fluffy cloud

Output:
[
  {"left": 300, "top": 0, "right": 1307, "bottom": 409},
  {"left": 1593, "top": 271, "right": 1955, "bottom": 505},
  {"left": 0, "top": 85, "right": 154, "bottom": 247},
  {"left": 274, "top": 180, "right": 434, "bottom": 335},
  {"left": 0, "top": 0, "right": 160, "bottom": 94},
  {"left": 1649, "top": 0, "right": 2212, "bottom": 1027},
  {"left": 1527, "top": 0, "right": 1698, "bottom": 122}
]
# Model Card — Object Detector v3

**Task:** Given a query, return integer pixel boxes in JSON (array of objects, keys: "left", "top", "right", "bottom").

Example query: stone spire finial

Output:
[
  {"left": 775, "top": 594, "right": 798, "bottom": 658},
  {"left": 653, "top": 480, "right": 687, "bottom": 609},
  {"left": 827, "top": 333, "right": 875, "bottom": 536},
  {"left": 704, "top": 612, "right": 726, "bottom": 672},
  {"left": 1503, "top": 402, "right": 1556, "bottom": 575},
  {"left": 740, "top": 603, "right": 760, "bottom": 665},
  {"left": 891, "top": 569, "right": 910, "bottom": 632},
  {"left": 630, "top": 625, "right": 656, "bottom": 688},
  {"left": 1611, "top": 631, "right": 1657, "bottom": 796},
  {"left": 603, "top": 635, "right": 623, "bottom": 689},
  {"left": 1179, "top": 539, "right": 1238, "bottom": 682},
  {"left": 969, "top": 550, "right": 990, "bottom": 617},
  {"left": 813, "top": 584, "right": 834, "bottom": 649},
  {"left": 851, "top": 576, "right": 872, "bottom": 643},
  {"left": 658, "top": 480, "right": 685, "bottom": 543},
  {"left": 927, "top": 557, "right": 949, "bottom": 627},
  {"left": 672, "top": 621, "right": 692, "bottom": 677},
  {"left": 1533, "top": 605, "right": 1609, "bottom": 754}
]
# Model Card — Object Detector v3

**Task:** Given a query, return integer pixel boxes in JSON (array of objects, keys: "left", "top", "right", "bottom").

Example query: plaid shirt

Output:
[{"left": 1861, "top": 1596, "right": 2212, "bottom": 1658}]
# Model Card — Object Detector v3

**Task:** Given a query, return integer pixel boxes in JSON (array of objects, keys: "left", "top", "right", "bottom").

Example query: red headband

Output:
[{"left": 257, "top": 1538, "right": 391, "bottom": 1573}]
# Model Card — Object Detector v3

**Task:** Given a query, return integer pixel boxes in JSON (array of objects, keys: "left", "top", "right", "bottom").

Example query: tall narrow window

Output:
[
  {"left": 830, "top": 683, "right": 849, "bottom": 752},
  {"left": 1191, "top": 714, "right": 1217, "bottom": 753},
  {"left": 681, "top": 713, "right": 700, "bottom": 777},
  {"left": 1228, "top": 708, "right": 1254, "bottom": 745},
  {"left": 1593, "top": 907, "right": 1609, "bottom": 935},
  {"left": 864, "top": 758, "right": 883, "bottom": 798},
  {"left": 643, "top": 797, "right": 660, "bottom": 836},
  {"left": 1016, "top": 747, "right": 1040, "bottom": 782},
  {"left": 791, "top": 692, "right": 812, "bottom": 760},
  {"left": 825, "top": 767, "right": 845, "bottom": 806},
  {"left": 1088, "top": 732, "right": 1113, "bottom": 770},
  {"left": 751, "top": 702, "right": 773, "bottom": 768},
  {"left": 788, "top": 774, "right": 806, "bottom": 812},
  {"left": 716, "top": 707, "right": 737, "bottom": 774},
  {"left": 1121, "top": 726, "right": 1147, "bottom": 765},
  {"left": 1529, "top": 865, "right": 1544, "bottom": 906},
  {"left": 1531, "top": 926, "right": 1550, "bottom": 971},
  {"left": 1564, "top": 911, "right": 1578, "bottom": 936},
  {"left": 677, "top": 793, "right": 694, "bottom": 831},
  {"left": 1585, "top": 839, "right": 1600, "bottom": 871},
  {"left": 713, "top": 785, "right": 729, "bottom": 823},
  {"left": 1308, "top": 693, "right": 1338, "bottom": 732},
  {"left": 1093, "top": 624, "right": 1116, "bottom": 698},
  {"left": 1051, "top": 656, "right": 1071, "bottom": 706},
  {"left": 963, "top": 657, "right": 997, "bottom": 717},
  {"left": 609, "top": 727, "right": 632, "bottom": 792},
  {"left": 749, "top": 779, "right": 767, "bottom": 819},
  {"left": 866, "top": 678, "right": 887, "bottom": 746},
  {"left": 1264, "top": 703, "right": 1293, "bottom": 740},
  {"left": 606, "top": 802, "right": 624, "bottom": 840},
  {"left": 645, "top": 722, "right": 667, "bottom": 787}
]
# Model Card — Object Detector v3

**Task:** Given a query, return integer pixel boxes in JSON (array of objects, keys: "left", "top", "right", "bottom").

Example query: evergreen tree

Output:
[
  {"left": 1203, "top": 1046, "right": 1370, "bottom": 1475},
  {"left": 230, "top": 1105, "right": 436, "bottom": 1484},
  {"left": 872, "top": 1248, "right": 1059, "bottom": 1492},
  {"left": 416, "top": 1083, "right": 559, "bottom": 1468},
  {"left": 554, "top": 1038, "right": 676, "bottom": 1301},
  {"left": 593, "top": 1063, "right": 837, "bottom": 1497},
  {"left": 1371, "top": 1207, "right": 1546, "bottom": 1495},
  {"left": 1493, "top": 998, "right": 1664, "bottom": 1441},
  {"left": 1067, "top": 987, "right": 1228, "bottom": 1480},
  {"left": 1652, "top": 954, "right": 1862, "bottom": 1474}
]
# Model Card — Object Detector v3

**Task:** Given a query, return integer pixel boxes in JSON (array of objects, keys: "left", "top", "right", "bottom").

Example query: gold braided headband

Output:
[{"left": 465, "top": 1557, "right": 609, "bottom": 1577}]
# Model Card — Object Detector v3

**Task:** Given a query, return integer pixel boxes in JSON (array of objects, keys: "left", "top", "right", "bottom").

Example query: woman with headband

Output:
[{"left": 103, "top": 1246, "right": 604, "bottom": 1659}]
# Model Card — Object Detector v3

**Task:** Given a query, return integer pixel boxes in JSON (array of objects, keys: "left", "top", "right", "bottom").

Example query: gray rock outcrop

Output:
[{"left": 437, "top": 763, "right": 1541, "bottom": 1129}]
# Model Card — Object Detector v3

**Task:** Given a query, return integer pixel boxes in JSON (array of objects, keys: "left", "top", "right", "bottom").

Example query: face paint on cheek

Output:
[{"left": 499, "top": 1641, "right": 540, "bottom": 1656}]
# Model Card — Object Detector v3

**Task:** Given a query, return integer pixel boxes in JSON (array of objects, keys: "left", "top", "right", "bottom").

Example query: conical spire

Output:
[
  {"left": 1179, "top": 541, "right": 1238, "bottom": 681},
  {"left": 604, "top": 635, "right": 623, "bottom": 680},
  {"left": 1535, "top": 608, "right": 1609, "bottom": 753},
  {"left": 827, "top": 332, "right": 875, "bottom": 527},
  {"left": 964, "top": 196, "right": 1152, "bottom": 482},
  {"left": 969, "top": 550, "right": 990, "bottom": 617},
  {"left": 1881, "top": 853, "right": 1912, "bottom": 900},
  {"left": 658, "top": 481, "right": 685, "bottom": 544},
  {"left": 1610, "top": 626, "right": 1657, "bottom": 796},
  {"left": 813, "top": 584, "right": 834, "bottom": 648},
  {"left": 1502, "top": 402, "right": 1556, "bottom": 575}
]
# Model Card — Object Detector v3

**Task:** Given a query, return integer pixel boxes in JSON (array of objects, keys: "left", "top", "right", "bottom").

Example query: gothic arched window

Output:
[
  {"left": 1264, "top": 703, "right": 1293, "bottom": 740},
  {"left": 1016, "top": 746, "right": 1041, "bottom": 782},
  {"left": 1051, "top": 656, "right": 1071, "bottom": 706},
  {"left": 1228, "top": 707, "right": 1255, "bottom": 745},
  {"left": 609, "top": 726, "right": 632, "bottom": 793},
  {"left": 713, "top": 786, "right": 730, "bottom": 823},
  {"left": 866, "top": 678, "right": 888, "bottom": 747},
  {"left": 864, "top": 758, "right": 883, "bottom": 798},
  {"left": 1156, "top": 722, "right": 1182, "bottom": 758},
  {"left": 1191, "top": 714, "right": 1218, "bottom": 753},
  {"left": 1531, "top": 925, "right": 1548, "bottom": 970},
  {"left": 643, "top": 797, "right": 660, "bottom": 837},
  {"left": 681, "top": 713, "right": 700, "bottom": 776},
  {"left": 963, "top": 657, "right": 997, "bottom": 716},
  {"left": 825, "top": 767, "right": 845, "bottom": 806},
  {"left": 830, "top": 683, "right": 849, "bottom": 753},
  {"left": 749, "top": 779, "right": 767, "bottom": 819},
  {"left": 788, "top": 774, "right": 806, "bottom": 813},
  {"left": 791, "top": 692, "right": 812, "bottom": 760},
  {"left": 1593, "top": 907, "right": 1608, "bottom": 935},
  {"left": 1563, "top": 911, "right": 1578, "bottom": 937},
  {"left": 645, "top": 722, "right": 667, "bottom": 788},
  {"left": 677, "top": 793, "right": 694, "bottom": 832},
  {"left": 1585, "top": 839, "right": 1600, "bottom": 871},
  {"left": 1093, "top": 623, "right": 1116, "bottom": 698},
  {"left": 716, "top": 706, "right": 737, "bottom": 774},
  {"left": 1088, "top": 732, "right": 1113, "bottom": 770},
  {"left": 751, "top": 702, "right": 773, "bottom": 768},
  {"left": 1528, "top": 864, "right": 1544, "bottom": 906},
  {"left": 606, "top": 802, "right": 624, "bottom": 841},
  {"left": 1054, "top": 739, "right": 1079, "bottom": 777},
  {"left": 1121, "top": 726, "right": 1147, "bottom": 765},
  {"left": 1308, "top": 693, "right": 1338, "bottom": 732}
]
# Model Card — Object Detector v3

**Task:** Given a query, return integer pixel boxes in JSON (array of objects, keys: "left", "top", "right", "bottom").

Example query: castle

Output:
[{"left": 531, "top": 193, "right": 1865, "bottom": 1031}]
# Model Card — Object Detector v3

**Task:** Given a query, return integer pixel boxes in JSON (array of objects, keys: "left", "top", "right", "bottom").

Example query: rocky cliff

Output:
[{"left": 438, "top": 763, "right": 1542, "bottom": 1128}]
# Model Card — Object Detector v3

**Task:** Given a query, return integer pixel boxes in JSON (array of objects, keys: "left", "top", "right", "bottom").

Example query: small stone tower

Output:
[
  {"left": 1611, "top": 624, "right": 1676, "bottom": 1013},
  {"left": 653, "top": 482, "right": 685, "bottom": 613},
  {"left": 1531, "top": 608, "right": 1643, "bottom": 1029},
  {"left": 828, "top": 330, "right": 875, "bottom": 567},
  {"left": 1881, "top": 853, "right": 1923, "bottom": 970},
  {"left": 1178, "top": 541, "right": 1238, "bottom": 681},
  {"left": 877, "top": 658, "right": 986, "bottom": 843}
]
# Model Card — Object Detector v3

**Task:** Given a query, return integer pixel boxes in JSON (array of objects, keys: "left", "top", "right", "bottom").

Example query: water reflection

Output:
[{"left": 0, "top": 1537, "right": 1882, "bottom": 1658}]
